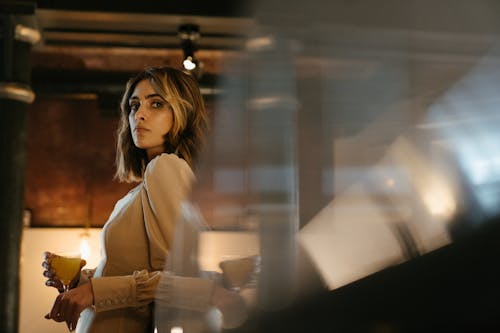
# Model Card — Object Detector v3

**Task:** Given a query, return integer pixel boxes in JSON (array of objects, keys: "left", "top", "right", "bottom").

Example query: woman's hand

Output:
[
  {"left": 211, "top": 285, "right": 248, "bottom": 329},
  {"left": 42, "top": 252, "right": 86, "bottom": 293},
  {"left": 45, "top": 282, "right": 94, "bottom": 331}
]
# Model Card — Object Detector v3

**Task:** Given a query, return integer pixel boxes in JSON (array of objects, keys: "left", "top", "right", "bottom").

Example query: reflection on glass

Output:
[{"left": 155, "top": 0, "right": 500, "bottom": 331}]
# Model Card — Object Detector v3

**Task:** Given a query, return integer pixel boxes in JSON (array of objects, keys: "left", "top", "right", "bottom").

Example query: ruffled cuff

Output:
[
  {"left": 91, "top": 270, "right": 162, "bottom": 312},
  {"left": 135, "top": 270, "right": 162, "bottom": 305},
  {"left": 156, "top": 273, "right": 215, "bottom": 312},
  {"left": 91, "top": 275, "right": 137, "bottom": 312}
]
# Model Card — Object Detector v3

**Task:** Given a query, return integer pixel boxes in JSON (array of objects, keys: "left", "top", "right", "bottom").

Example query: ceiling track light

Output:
[{"left": 178, "top": 24, "right": 203, "bottom": 78}]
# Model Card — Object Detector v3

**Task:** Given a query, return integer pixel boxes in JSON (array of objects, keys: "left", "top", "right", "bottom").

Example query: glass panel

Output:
[{"left": 156, "top": 1, "right": 500, "bottom": 332}]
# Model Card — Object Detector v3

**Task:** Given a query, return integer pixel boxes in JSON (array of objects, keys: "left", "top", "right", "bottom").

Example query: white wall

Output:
[
  {"left": 19, "top": 228, "right": 102, "bottom": 333},
  {"left": 198, "top": 231, "right": 260, "bottom": 272}
]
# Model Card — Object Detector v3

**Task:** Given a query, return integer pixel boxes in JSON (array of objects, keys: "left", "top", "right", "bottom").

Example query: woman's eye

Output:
[
  {"left": 151, "top": 101, "right": 163, "bottom": 109},
  {"left": 129, "top": 103, "right": 139, "bottom": 112}
]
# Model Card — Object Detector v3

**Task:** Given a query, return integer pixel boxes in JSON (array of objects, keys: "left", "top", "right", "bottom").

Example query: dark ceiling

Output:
[
  {"left": 31, "top": 0, "right": 255, "bottom": 99},
  {"left": 35, "top": 0, "right": 254, "bottom": 18}
]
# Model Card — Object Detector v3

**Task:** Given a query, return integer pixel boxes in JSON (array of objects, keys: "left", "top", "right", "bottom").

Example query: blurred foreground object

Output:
[
  {"left": 157, "top": 0, "right": 500, "bottom": 331},
  {"left": 0, "top": 2, "right": 39, "bottom": 333}
]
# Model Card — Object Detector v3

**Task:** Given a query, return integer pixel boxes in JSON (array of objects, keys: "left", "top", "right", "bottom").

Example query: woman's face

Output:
[{"left": 128, "top": 79, "right": 174, "bottom": 161}]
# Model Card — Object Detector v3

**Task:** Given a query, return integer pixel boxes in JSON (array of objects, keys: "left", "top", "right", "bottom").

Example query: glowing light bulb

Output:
[
  {"left": 79, "top": 233, "right": 91, "bottom": 261},
  {"left": 171, "top": 326, "right": 183, "bottom": 333},
  {"left": 385, "top": 178, "right": 395, "bottom": 188},
  {"left": 422, "top": 185, "right": 456, "bottom": 219},
  {"left": 183, "top": 57, "right": 196, "bottom": 70}
]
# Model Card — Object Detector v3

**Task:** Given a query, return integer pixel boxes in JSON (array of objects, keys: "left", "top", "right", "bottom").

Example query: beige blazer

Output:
[{"left": 76, "top": 153, "right": 194, "bottom": 333}]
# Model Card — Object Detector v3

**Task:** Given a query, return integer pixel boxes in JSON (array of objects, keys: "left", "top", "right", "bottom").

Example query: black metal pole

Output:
[{"left": 0, "top": 2, "right": 38, "bottom": 332}]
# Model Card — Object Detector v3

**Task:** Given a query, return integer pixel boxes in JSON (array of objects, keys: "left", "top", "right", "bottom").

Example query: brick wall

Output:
[{"left": 24, "top": 96, "right": 133, "bottom": 227}]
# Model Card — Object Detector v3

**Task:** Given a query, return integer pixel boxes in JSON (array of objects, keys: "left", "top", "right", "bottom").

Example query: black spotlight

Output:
[{"left": 178, "top": 24, "right": 203, "bottom": 78}]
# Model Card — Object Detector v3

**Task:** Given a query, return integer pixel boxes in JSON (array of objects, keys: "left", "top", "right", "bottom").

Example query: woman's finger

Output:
[
  {"left": 48, "top": 308, "right": 65, "bottom": 322},
  {"left": 63, "top": 299, "right": 75, "bottom": 331},
  {"left": 42, "top": 252, "right": 57, "bottom": 264},
  {"left": 48, "top": 293, "right": 65, "bottom": 322},
  {"left": 70, "top": 317, "right": 78, "bottom": 332},
  {"left": 45, "top": 279, "right": 64, "bottom": 292},
  {"left": 43, "top": 252, "right": 60, "bottom": 264},
  {"left": 45, "top": 273, "right": 65, "bottom": 292},
  {"left": 66, "top": 300, "right": 80, "bottom": 332},
  {"left": 43, "top": 269, "right": 56, "bottom": 278}
]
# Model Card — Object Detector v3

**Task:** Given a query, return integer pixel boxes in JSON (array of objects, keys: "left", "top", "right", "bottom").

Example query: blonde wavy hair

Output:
[{"left": 115, "top": 66, "right": 208, "bottom": 182}]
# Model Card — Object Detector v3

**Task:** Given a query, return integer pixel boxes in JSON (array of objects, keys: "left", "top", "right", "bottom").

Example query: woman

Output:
[{"left": 43, "top": 66, "right": 210, "bottom": 332}]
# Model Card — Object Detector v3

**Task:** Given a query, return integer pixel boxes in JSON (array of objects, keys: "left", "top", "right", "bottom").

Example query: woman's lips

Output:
[{"left": 135, "top": 127, "right": 149, "bottom": 133}]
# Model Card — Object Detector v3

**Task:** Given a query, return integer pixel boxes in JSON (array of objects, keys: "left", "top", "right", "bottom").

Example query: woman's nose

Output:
[{"left": 134, "top": 106, "right": 146, "bottom": 120}]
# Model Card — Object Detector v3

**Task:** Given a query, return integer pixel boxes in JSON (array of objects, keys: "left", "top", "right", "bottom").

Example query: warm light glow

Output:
[
  {"left": 385, "top": 178, "right": 395, "bottom": 188},
  {"left": 79, "top": 233, "right": 91, "bottom": 261},
  {"left": 171, "top": 326, "right": 183, "bottom": 333},
  {"left": 422, "top": 183, "right": 456, "bottom": 218},
  {"left": 246, "top": 36, "right": 274, "bottom": 51},
  {"left": 388, "top": 137, "right": 456, "bottom": 221},
  {"left": 183, "top": 57, "right": 196, "bottom": 70}
]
